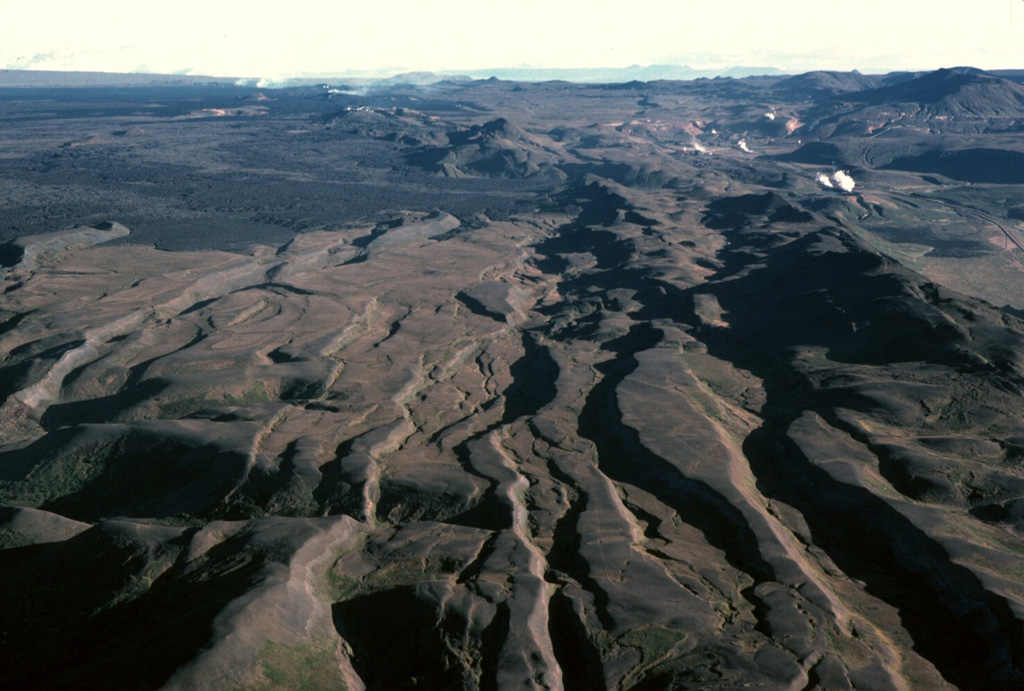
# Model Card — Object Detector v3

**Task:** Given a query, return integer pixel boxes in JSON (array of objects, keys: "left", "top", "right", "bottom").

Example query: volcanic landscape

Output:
[{"left": 3, "top": 67, "right": 1024, "bottom": 690}]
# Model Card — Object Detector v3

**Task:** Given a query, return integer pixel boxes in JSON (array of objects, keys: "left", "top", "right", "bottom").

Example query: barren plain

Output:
[{"left": 2, "top": 68, "right": 1024, "bottom": 689}]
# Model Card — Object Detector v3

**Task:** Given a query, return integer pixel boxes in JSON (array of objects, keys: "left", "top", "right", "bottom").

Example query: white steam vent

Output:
[
  {"left": 832, "top": 170, "right": 856, "bottom": 192},
  {"left": 817, "top": 170, "right": 856, "bottom": 193}
]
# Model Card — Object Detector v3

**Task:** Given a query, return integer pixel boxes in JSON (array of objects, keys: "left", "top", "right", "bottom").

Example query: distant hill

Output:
[
  {"left": 404, "top": 117, "right": 565, "bottom": 179},
  {"left": 842, "top": 67, "right": 1024, "bottom": 117},
  {"left": 787, "top": 67, "right": 1024, "bottom": 138},
  {"left": 375, "top": 72, "right": 473, "bottom": 86},
  {"left": 772, "top": 71, "right": 887, "bottom": 97}
]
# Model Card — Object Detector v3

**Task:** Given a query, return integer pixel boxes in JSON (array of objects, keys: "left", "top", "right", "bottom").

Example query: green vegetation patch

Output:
[
  {"left": 846, "top": 225, "right": 934, "bottom": 269},
  {"left": 0, "top": 438, "right": 123, "bottom": 508},
  {"left": 158, "top": 380, "right": 271, "bottom": 420},
  {"left": 618, "top": 625, "right": 688, "bottom": 688},
  {"left": 242, "top": 640, "right": 347, "bottom": 691},
  {"left": 619, "top": 624, "right": 687, "bottom": 665},
  {"left": 328, "top": 555, "right": 462, "bottom": 601}
]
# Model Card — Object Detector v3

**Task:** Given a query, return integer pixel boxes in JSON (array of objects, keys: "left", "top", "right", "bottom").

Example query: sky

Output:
[{"left": 3, "top": 0, "right": 1023, "bottom": 78}]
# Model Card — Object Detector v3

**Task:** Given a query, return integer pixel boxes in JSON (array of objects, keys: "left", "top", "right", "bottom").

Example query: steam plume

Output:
[
  {"left": 833, "top": 170, "right": 856, "bottom": 192},
  {"left": 816, "top": 170, "right": 856, "bottom": 193}
]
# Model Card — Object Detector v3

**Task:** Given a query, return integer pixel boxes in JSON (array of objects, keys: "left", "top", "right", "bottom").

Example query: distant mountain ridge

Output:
[
  {"left": 841, "top": 67, "right": 1024, "bottom": 117},
  {"left": 7, "top": 65, "right": 1024, "bottom": 90},
  {"left": 458, "top": 64, "right": 788, "bottom": 83},
  {"left": 1, "top": 65, "right": 788, "bottom": 89},
  {"left": 777, "top": 66, "right": 1024, "bottom": 139},
  {"left": 771, "top": 70, "right": 905, "bottom": 97}
]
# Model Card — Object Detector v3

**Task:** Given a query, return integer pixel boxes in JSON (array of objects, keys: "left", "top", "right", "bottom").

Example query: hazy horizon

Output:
[{"left": 5, "top": 0, "right": 1022, "bottom": 81}]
